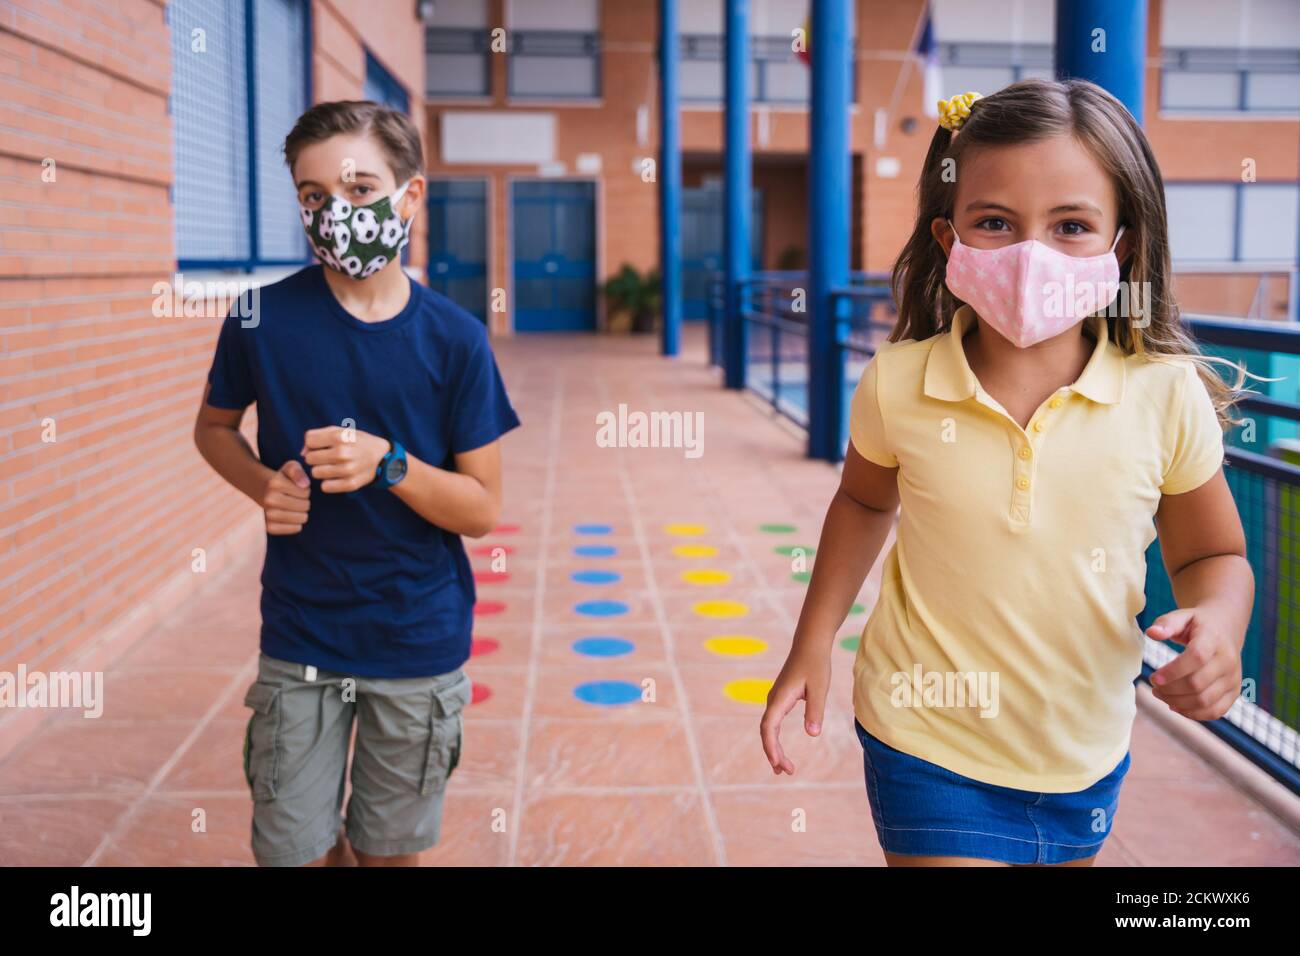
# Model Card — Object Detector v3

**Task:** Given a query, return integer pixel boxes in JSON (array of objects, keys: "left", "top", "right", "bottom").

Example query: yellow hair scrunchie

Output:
[{"left": 937, "top": 92, "right": 982, "bottom": 131}]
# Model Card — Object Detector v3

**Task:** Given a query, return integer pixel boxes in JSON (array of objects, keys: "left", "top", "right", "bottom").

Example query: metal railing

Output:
[
  {"left": 709, "top": 271, "right": 1300, "bottom": 794},
  {"left": 707, "top": 270, "right": 892, "bottom": 425}
]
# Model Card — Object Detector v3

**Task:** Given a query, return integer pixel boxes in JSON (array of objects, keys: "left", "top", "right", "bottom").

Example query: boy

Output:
[{"left": 193, "top": 101, "right": 520, "bottom": 867}]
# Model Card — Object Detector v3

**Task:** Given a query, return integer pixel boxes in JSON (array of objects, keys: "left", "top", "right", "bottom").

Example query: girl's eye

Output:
[
  {"left": 1059, "top": 220, "right": 1090, "bottom": 236},
  {"left": 975, "top": 217, "right": 1010, "bottom": 232},
  {"left": 352, "top": 185, "right": 373, "bottom": 198}
]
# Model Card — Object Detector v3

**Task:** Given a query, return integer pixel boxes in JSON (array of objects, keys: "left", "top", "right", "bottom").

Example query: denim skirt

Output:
[{"left": 855, "top": 718, "right": 1129, "bottom": 865}]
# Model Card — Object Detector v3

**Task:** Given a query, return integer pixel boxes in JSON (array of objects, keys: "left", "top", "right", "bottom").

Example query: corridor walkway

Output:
[{"left": 1, "top": 328, "right": 1297, "bottom": 866}]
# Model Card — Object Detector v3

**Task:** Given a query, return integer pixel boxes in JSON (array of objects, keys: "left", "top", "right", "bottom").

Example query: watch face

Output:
[{"left": 385, "top": 456, "right": 407, "bottom": 484}]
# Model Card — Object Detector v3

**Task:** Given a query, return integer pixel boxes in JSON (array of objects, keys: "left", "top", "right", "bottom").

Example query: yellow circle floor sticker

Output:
[
  {"left": 692, "top": 599, "right": 748, "bottom": 618},
  {"left": 664, "top": 523, "right": 708, "bottom": 536},
  {"left": 723, "top": 678, "right": 773, "bottom": 704},
  {"left": 672, "top": 544, "right": 718, "bottom": 558},
  {"left": 705, "top": 635, "right": 768, "bottom": 656},
  {"left": 681, "top": 569, "right": 731, "bottom": 586}
]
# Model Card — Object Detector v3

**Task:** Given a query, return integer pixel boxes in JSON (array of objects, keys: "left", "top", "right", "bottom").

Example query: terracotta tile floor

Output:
[{"left": 2, "top": 327, "right": 1297, "bottom": 866}]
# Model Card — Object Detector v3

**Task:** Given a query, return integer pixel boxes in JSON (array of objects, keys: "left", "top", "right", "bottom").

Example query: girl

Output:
[{"left": 760, "top": 79, "right": 1255, "bottom": 867}]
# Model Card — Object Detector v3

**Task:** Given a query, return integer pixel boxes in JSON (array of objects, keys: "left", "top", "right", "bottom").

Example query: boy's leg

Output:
[
  {"left": 352, "top": 847, "right": 420, "bottom": 867},
  {"left": 303, "top": 827, "right": 355, "bottom": 867},
  {"left": 345, "top": 667, "right": 473, "bottom": 864},
  {"left": 243, "top": 653, "right": 354, "bottom": 867}
]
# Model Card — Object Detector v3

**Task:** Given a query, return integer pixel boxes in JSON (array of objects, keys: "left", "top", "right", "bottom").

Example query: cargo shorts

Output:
[{"left": 241, "top": 651, "right": 473, "bottom": 867}]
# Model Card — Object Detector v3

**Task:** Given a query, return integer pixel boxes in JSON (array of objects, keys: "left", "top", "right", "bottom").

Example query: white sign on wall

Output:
[{"left": 441, "top": 112, "right": 557, "bottom": 164}]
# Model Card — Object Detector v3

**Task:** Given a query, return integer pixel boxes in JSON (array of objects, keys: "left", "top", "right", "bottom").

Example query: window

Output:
[
  {"left": 426, "top": 0, "right": 490, "bottom": 99},
  {"left": 675, "top": 0, "right": 858, "bottom": 106},
  {"left": 257, "top": 0, "right": 311, "bottom": 260},
  {"left": 506, "top": 0, "right": 600, "bottom": 99},
  {"left": 1159, "top": 0, "right": 1300, "bottom": 113},
  {"left": 169, "top": 0, "right": 310, "bottom": 269},
  {"left": 679, "top": 35, "right": 858, "bottom": 106},
  {"left": 508, "top": 31, "right": 600, "bottom": 99},
  {"left": 931, "top": 0, "right": 1054, "bottom": 96},
  {"left": 1240, "top": 184, "right": 1299, "bottom": 261},
  {"left": 1160, "top": 47, "right": 1300, "bottom": 112},
  {"left": 365, "top": 52, "right": 411, "bottom": 114},
  {"left": 1166, "top": 183, "right": 1300, "bottom": 263},
  {"left": 936, "top": 42, "right": 1053, "bottom": 97}
]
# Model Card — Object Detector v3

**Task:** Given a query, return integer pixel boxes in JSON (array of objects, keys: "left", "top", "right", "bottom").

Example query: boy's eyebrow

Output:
[{"left": 293, "top": 171, "right": 384, "bottom": 189}]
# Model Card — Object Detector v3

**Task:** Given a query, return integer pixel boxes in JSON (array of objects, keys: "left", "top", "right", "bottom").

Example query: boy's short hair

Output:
[{"left": 283, "top": 100, "right": 423, "bottom": 183}]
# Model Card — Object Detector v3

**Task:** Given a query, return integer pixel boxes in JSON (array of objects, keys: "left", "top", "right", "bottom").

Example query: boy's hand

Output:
[
  {"left": 760, "top": 647, "right": 832, "bottom": 776},
  {"left": 262, "top": 460, "right": 311, "bottom": 535},
  {"left": 301, "top": 426, "right": 390, "bottom": 493},
  {"left": 1146, "top": 606, "right": 1244, "bottom": 721}
]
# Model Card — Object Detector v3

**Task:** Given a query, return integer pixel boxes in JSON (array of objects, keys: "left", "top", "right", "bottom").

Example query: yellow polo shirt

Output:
[{"left": 848, "top": 305, "right": 1226, "bottom": 792}]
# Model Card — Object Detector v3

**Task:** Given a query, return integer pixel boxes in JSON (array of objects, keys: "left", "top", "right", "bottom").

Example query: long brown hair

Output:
[{"left": 890, "top": 78, "right": 1248, "bottom": 428}]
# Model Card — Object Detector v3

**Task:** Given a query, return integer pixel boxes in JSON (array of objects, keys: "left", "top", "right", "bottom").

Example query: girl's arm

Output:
[
  {"left": 1146, "top": 470, "right": 1254, "bottom": 720},
  {"left": 760, "top": 442, "right": 899, "bottom": 775}
]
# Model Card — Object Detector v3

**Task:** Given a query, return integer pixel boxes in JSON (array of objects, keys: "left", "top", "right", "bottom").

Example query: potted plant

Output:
[
  {"left": 777, "top": 245, "right": 806, "bottom": 271},
  {"left": 603, "top": 263, "right": 661, "bottom": 334}
]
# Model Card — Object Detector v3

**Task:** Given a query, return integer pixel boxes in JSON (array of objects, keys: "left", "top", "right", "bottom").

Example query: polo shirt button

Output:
[
  {"left": 1016, "top": 477, "right": 1030, "bottom": 490},
  {"left": 1032, "top": 421, "right": 1045, "bottom": 433},
  {"left": 1049, "top": 397, "right": 1064, "bottom": 409},
  {"left": 1018, "top": 446, "right": 1032, "bottom": 460}
]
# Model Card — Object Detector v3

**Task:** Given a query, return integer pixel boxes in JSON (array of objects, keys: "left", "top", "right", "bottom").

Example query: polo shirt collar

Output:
[{"left": 923, "top": 305, "right": 1125, "bottom": 405}]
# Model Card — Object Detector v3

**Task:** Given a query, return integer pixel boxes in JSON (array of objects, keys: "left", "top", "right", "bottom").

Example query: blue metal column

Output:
[
  {"left": 244, "top": 0, "right": 259, "bottom": 270},
  {"left": 723, "top": 0, "right": 750, "bottom": 388},
  {"left": 1054, "top": 0, "right": 1148, "bottom": 123},
  {"left": 808, "top": 0, "right": 850, "bottom": 460},
  {"left": 659, "top": 0, "right": 682, "bottom": 356}
]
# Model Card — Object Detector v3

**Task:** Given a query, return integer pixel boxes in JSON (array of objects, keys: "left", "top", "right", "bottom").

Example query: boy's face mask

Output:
[
  {"left": 300, "top": 180, "right": 414, "bottom": 279},
  {"left": 943, "top": 221, "right": 1124, "bottom": 348}
]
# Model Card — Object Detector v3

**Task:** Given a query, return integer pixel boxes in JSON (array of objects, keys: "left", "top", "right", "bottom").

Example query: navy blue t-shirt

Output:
[{"left": 205, "top": 265, "right": 520, "bottom": 678}]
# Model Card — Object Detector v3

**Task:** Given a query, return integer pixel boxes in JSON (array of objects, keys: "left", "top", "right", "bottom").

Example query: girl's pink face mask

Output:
[{"left": 943, "top": 222, "right": 1125, "bottom": 348}]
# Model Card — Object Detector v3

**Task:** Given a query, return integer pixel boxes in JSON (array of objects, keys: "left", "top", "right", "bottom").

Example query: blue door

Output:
[
  {"left": 427, "top": 179, "right": 488, "bottom": 322},
  {"left": 512, "top": 180, "right": 596, "bottom": 332},
  {"left": 682, "top": 184, "right": 764, "bottom": 320}
]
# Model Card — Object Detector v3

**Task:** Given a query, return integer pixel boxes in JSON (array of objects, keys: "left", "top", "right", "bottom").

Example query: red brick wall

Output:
[{"left": 0, "top": 0, "right": 228, "bottom": 693}]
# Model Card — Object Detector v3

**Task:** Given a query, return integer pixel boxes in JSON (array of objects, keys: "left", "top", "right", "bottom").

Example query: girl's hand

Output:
[
  {"left": 1145, "top": 607, "right": 1244, "bottom": 721},
  {"left": 760, "top": 648, "right": 832, "bottom": 776}
]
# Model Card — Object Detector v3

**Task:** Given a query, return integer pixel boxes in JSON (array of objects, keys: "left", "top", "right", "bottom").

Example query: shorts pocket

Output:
[
  {"left": 243, "top": 681, "right": 283, "bottom": 802},
  {"left": 419, "top": 671, "right": 472, "bottom": 796}
]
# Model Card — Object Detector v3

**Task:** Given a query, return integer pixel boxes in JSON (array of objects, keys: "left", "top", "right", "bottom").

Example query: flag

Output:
[{"left": 917, "top": 9, "right": 941, "bottom": 117}]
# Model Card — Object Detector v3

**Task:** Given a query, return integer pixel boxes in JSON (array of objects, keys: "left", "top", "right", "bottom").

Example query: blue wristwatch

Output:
[{"left": 374, "top": 439, "right": 408, "bottom": 489}]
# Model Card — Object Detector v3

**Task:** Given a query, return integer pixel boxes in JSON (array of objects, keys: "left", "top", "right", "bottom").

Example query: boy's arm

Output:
[
  {"left": 388, "top": 440, "right": 502, "bottom": 538},
  {"left": 196, "top": 384, "right": 312, "bottom": 534},
  {"left": 194, "top": 382, "right": 275, "bottom": 503},
  {"left": 299, "top": 425, "right": 502, "bottom": 537}
]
